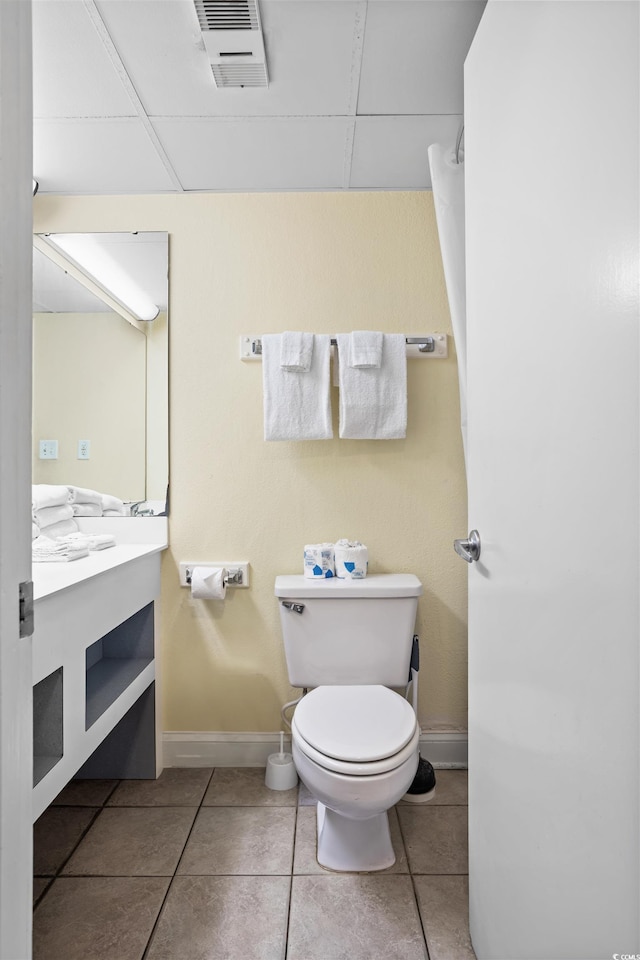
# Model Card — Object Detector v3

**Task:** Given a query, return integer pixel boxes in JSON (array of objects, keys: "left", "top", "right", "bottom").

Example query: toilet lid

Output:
[{"left": 293, "top": 685, "right": 417, "bottom": 763}]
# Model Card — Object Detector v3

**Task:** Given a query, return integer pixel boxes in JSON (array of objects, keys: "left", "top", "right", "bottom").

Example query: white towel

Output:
[
  {"left": 33, "top": 503, "right": 75, "bottom": 529},
  {"left": 57, "top": 533, "right": 116, "bottom": 551},
  {"left": 263, "top": 333, "right": 333, "bottom": 441},
  {"left": 67, "top": 485, "right": 103, "bottom": 506},
  {"left": 349, "top": 331, "right": 383, "bottom": 369},
  {"left": 39, "top": 518, "right": 80, "bottom": 540},
  {"left": 32, "top": 484, "right": 70, "bottom": 511},
  {"left": 32, "top": 536, "right": 89, "bottom": 562},
  {"left": 100, "top": 493, "right": 127, "bottom": 514},
  {"left": 70, "top": 503, "right": 103, "bottom": 517},
  {"left": 32, "top": 522, "right": 40, "bottom": 541},
  {"left": 280, "top": 331, "right": 314, "bottom": 372},
  {"left": 336, "top": 333, "right": 407, "bottom": 440}
]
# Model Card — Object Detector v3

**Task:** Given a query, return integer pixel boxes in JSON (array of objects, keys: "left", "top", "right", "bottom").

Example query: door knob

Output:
[{"left": 454, "top": 530, "right": 481, "bottom": 563}]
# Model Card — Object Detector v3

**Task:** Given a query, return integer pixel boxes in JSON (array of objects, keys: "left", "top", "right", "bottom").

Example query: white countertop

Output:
[{"left": 33, "top": 542, "right": 167, "bottom": 601}]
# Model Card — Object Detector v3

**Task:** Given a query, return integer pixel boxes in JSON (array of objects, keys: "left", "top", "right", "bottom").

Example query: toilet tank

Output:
[{"left": 274, "top": 574, "right": 423, "bottom": 687}]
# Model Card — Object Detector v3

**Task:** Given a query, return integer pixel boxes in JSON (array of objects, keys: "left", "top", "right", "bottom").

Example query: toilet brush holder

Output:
[{"left": 265, "top": 733, "right": 298, "bottom": 791}]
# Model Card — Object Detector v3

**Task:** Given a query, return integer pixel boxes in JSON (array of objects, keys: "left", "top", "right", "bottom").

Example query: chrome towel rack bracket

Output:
[{"left": 239, "top": 334, "right": 448, "bottom": 361}]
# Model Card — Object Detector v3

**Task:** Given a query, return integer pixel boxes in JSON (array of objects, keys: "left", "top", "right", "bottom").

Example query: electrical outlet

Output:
[
  {"left": 77, "top": 440, "right": 90, "bottom": 460},
  {"left": 39, "top": 440, "right": 58, "bottom": 460}
]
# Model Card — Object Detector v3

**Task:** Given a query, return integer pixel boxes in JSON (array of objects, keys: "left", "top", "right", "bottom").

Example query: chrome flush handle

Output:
[
  {"left": 453, "top": 530, "right": 481, "bottom": 563},
  {"left": 281, "top": 600, "right": 305, "bottom": 614}
]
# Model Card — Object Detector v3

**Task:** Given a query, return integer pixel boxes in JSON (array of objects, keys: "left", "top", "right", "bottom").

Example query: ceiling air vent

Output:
[{"left": 194, "top": 0, "right": 269, "bottom": 89}]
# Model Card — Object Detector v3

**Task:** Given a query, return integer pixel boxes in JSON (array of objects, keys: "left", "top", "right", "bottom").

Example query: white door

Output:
[
  {"left": 464, "top": 3, "right": 639, "bottom": 958},
  {"left": 0, "top": 2, "right": 34, "bottom": 957}
]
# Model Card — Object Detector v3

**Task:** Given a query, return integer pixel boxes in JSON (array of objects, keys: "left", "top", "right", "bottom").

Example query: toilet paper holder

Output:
[{"left": 179, "top": 562, "right": 250, "bottom": 588}]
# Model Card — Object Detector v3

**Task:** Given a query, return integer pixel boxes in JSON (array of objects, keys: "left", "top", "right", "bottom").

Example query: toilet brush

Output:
[
  {"left": 265, "top": 730, "right": 298, "bottom": 791},
  {"left": 403, "top": 655, "right": 436, "bottom": 802}
]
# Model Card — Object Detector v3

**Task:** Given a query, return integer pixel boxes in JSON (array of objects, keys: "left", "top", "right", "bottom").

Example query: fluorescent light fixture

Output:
[{"left": 45, "top": 233, "right": 160, "bottom": 322}]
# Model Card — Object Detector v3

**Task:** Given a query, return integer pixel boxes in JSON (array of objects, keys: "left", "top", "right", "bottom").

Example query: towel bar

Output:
[{"left": 240, "top": 334, "right": 447, "bottom": 362}]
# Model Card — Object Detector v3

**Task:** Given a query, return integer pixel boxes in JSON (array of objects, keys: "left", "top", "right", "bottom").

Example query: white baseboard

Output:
[{"left": 162, "top": 730, "right": 467, "bottom": 769}]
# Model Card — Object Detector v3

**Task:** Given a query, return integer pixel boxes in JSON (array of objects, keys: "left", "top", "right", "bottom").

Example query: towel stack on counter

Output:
[
  {"left": 32, "top": 537, "right": 89, "bottom": 563},
  {"left": 304, "top": 540, "right": 368, "bottom": 579},
  {"left": 31, "top": 484, "right": 124, "bottom": 562},
  {"left": 67, "top": 485, "right": 128, "bottom": 517},
  {"left": 32, "top": 485, "right": 80, "bottom": 540},
  {"left": 262, "top": 331, "right": 407, "bottom": 442},
  {"left": 101, "top": 493, "right": 128, "bottom": 516},
  {"left": 67, "top": 485, "right": 104, "bottom": 517}
]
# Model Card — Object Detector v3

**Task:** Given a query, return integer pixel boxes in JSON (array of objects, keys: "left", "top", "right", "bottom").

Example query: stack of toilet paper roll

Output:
[
  {"left": 303, "top": 543, "right": 335, "bottom": 579},
  {"left": 190, "top": 566, "right": 227, "bottom": 599},
  {"left": 303, "top": 540, "right": 368, "bottom": 579},
  {"left": 334, "top": 539, "right": 368, "bottom": 579}
]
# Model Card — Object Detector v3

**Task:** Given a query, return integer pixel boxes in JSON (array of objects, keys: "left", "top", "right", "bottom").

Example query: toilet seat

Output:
[{"left": 292, "top": 685, "right": 419, "bottom": 777}]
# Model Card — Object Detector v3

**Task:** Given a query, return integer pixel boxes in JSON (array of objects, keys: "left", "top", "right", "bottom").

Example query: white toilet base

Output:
[{"left": 316, "top": 802, "right": 395, "bottom": 872}]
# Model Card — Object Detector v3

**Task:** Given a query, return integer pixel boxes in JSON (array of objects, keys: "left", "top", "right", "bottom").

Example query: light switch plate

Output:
[{"left": 39, "top": 440, "right": 58, "bottom": 459}]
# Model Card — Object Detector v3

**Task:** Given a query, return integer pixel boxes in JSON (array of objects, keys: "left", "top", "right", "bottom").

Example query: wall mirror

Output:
[{"left": 32, "top": 232, "right": 168, "bottom": 514}]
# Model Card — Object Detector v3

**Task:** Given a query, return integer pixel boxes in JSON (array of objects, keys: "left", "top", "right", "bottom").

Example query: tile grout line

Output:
[
  {"left": 140, "top": 767, "right": 216, "bottom": 960},
  {"left": 283, "top": 793, "right": 301, "bottom": 960},
  {"left": 33, "top": 781, "right": 122, "bottom": 903},
  {"left": 395, "top": 803, "right": 432, "bottom": 960}
]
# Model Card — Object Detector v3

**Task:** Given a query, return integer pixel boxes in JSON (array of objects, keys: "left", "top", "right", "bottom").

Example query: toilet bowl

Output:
[{"left": 291, "top": 684, "right": 420, "bottom": 871}]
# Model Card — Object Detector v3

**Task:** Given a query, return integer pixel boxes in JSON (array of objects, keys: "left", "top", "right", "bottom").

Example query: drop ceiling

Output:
[{"left": 32, "top": 0, "right": 486, "bottom": 194}]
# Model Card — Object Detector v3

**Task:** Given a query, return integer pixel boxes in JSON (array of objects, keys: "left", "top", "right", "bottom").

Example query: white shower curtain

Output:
[{"left": 428, "top": 143, "right": 467, "bottom": 467}]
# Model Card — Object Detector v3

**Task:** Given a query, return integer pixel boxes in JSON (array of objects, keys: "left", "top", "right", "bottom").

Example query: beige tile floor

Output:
[{"left": 33, "top": 767, "right": 475, "bottom": 960}]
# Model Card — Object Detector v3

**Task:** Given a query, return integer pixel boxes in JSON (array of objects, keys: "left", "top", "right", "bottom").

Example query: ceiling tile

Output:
[
  {"left": 33, "top": 0, "right": 136, "bottom": 118},
  {"left": 98, "top": 0, "right": 361, "bottom": 118},
  {"left": 34, "top": 120, "right": 178, "bottom": 194},
  {"left": 152, "top": 118, "right": 350, "bottom": 190},
  {"left": 358, "top": 0, "right": 485, "bottom": 115},
  {"left": 350, "top": 115, "right": 462, "bottom": 189}
]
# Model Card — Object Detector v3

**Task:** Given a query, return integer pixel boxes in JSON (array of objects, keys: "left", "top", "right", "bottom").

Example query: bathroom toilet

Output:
[{"left": 275, "top": 573, "right": 423, "bottom": 872}]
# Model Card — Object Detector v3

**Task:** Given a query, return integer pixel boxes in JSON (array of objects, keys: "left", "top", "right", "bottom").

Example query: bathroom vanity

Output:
[{"left": 32, "top": 518, "right": 167, "bottom": 821}]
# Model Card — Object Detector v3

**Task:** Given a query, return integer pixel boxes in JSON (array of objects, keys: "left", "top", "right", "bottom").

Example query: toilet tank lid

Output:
[{"left": 274, "top": 574, "right": 423, "bottom": 599}]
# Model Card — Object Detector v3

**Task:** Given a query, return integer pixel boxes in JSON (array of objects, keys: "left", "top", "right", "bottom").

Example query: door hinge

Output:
[{"left": 19, "top": 580, "right": 34, "bottom": 638}]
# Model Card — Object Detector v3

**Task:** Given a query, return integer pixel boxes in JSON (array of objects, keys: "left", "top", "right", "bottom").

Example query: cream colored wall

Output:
[
  {"left": 32, "top": 311, "right": 146, "bottom": 500},
  {"left": 33, "top": 192, "right": 468, "bottom": 734}
]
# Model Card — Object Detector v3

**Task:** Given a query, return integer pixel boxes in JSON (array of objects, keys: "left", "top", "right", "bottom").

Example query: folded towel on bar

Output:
[
  {"left": 32, "top": 536, "right": 89, "bottom": 563},
  {"left": 280, "top": 331, "right": 314, "bottom": 372},
  {"left": 32, "top": 484, "right": 70, "bottom": 511},
  {"left": 100, "top": 493, "right": 127, "bottom": 515},
  {"left": 67, "top": 485, "right": 103, "bottom": 506},
  {"left": 32, "top": 522, "right": 40, "bottom": 541},
  {"left": 336, "top": 333, "right": 407, "bottom": 440},
  {"left": 33, "top": 503, "right": 75, "bottom": 529},
  {"left": 263, "top": 333, "right": 333, "bottom": 441},
  {"left": 70, "top": 502, "right": 103, "bottom": 517},
  {"left": 348, "top": 331, "right": 383, "bottom": 369},
  {"left": 38, "top": 518, "right": 80, "bottom": 540},
  {"left": 57, "top": 533, "right": 116, "bottom": 551}
]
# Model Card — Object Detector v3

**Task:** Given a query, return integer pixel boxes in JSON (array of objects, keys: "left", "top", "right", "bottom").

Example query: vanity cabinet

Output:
[{"left": 32, "top": 521, "right": 167, "bottom": 821}]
